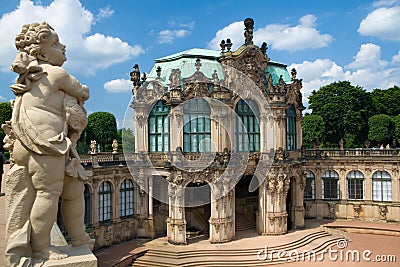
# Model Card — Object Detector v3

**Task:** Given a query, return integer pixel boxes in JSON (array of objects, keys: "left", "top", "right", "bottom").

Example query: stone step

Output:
[
  {"left": 132, "top": 228, "right": 344, "bottom": 267},
  {"left": 132, "top": 236, "right": 341, "bottom": 267},
  {"left": 143, "top": 230, "right": 329, "bottom": 258}
]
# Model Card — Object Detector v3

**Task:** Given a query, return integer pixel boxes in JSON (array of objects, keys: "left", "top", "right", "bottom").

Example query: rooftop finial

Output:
[
  {"left": 244, "top": 18, "right": 254, "bottom": 45},
  {"left": 156, "top": 66, "right": 162, "bottom": 80},
  {"left": 130, "top": 64, "right": 141, "bottom": 95},
  {"left": 226, "top": 39, "right": 232, "bottom": 52},
  {"left": 195, "top": 58, "right": 202, "bottom": 71}
]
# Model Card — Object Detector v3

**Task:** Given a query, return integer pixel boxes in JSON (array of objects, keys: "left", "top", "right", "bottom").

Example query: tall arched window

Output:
[
  {"left": 84, "top": 184, "right": 91, "bottom": 227},
  {"left": 286, "top": 105, "right": 297, "bottom": 151},
  {"left": 347, "top": 171, "right": 364, "bottom": 200},
  {"left": 98, "top": 181, "right": 112, "bottom": 222},
  {"left": 120, "top": 179, "right": 134, "bottom": 218},
  {"left": 322, "top": 170, "right": 339, "bottom": 200},
  {"left": 235, "top": 99, "right": 260, "bottom": 152},
  {"left": 148, "top": 100, "right": 170, "bottom": 152},
  {"left": 304, "top": 170, "right": 315, "bottom": 199},
  {"left": 372, "top": 171, "right": 392, "bottom": 202},
  {"left": 183, "top": 98, "right": 211, "bottom": 152}
]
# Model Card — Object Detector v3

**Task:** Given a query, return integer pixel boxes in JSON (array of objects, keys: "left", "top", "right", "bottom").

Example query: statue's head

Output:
[{"left": 14, "top": 22, "right": 66, "bottom": 66}]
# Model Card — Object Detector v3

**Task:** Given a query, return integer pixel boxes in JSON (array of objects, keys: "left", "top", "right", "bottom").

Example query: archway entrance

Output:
[
  {"left": 184, "top": 182, "right": 211, "bottom": 243},
  {"left": 235, "top": 175, "right": 258, "bottom": 234}
]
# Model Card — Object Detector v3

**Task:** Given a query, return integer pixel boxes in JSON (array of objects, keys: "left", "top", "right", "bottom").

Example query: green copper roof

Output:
[
  {"left": 267, "top": 62, "right": 292, "bottom": 85},
  {"left": 147, "top": 48, "right": 292, "bottom": 87},
  {"left": 148, "top": 48, "right": 224, "bottom": 84},
  {"left": 156, "top": 48, "right": 220, "bottom": 62}
]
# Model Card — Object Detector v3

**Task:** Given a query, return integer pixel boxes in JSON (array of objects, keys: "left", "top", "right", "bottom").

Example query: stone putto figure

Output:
[{"left": 3, "top": 22, "right": 93, "bottom": 266}]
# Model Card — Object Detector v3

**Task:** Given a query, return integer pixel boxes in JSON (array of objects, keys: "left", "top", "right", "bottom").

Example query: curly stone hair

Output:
[{"left": 14, "top": 22, "right": 54, "bottom": 59}]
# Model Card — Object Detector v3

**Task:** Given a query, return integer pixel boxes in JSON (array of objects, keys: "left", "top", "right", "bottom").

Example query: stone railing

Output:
[
  {"left": 78, "top": 151, "right": 268, "bottom": 168},
  {"left": 302, "top": 148, "right": 400, "bottom": 159}
]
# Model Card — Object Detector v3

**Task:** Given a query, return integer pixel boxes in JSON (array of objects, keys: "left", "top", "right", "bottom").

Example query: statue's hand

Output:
[{"left": 81, "top": 85, "right": 89, "bottom": 101}]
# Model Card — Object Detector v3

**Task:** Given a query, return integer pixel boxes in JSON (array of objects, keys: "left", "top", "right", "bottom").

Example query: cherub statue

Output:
[{"left": 4, "top": 22, "right": 93, "bottom": 266}]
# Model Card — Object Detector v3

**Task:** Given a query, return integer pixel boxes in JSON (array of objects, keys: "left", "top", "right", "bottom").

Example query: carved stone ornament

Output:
[{"left": 134, "top": 79, "right": 165, "bottom": 104}]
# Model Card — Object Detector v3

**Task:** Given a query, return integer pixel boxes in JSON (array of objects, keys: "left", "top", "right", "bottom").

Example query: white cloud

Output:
[
  {"left": 289, "top": 43, "right": 400, "bottom": 110},
  {"left": 157, "top": 20, "right": 195, "bottom": 44},
  {"left": 158, "top": 29, "right": 190, "bottom": 44},
  {"left": 392, "top": 51, "right": 400, "bottom": 64},
  {"left": 207, "top": 21, "right": 243, "bottom": 50},
  {"left": 95, "top": 6, "right": 114, "bottom": 22},
  {"left": 345, "top": 43, "right": 388, "bottom": 70},
  {"left": 207, "top": 15, "right": 332, "bottom": 52},
  {"left": 358, "top": 6, "right": 400, "bottom": 40},
  {"left": 372, "top": 0, "right": 400, "bottom": 7},
  {"left": 104, "top": 79, "right": 132, "bottom": 93},
  {"left": 0, "top": 0, "right": 144, "bottom": 75}
]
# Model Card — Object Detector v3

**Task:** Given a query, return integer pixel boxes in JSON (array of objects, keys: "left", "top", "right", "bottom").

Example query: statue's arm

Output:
[{"left": 56, "top": 67, "right": 89, "bottom": 101}]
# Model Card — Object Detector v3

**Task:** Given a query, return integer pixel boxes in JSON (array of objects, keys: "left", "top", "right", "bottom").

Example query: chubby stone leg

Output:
[
  {"left": 31, "top": 190, "right": 68, "bottom": 260},
  {"left": 30, "top": 155, "right": 67, "bottom": 261},
  {"left": 61, "top": 176, "right": 95, "bottom": 250}
]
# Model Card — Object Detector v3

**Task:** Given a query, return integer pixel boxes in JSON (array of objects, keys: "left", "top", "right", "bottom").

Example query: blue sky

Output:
[{"left": 0, "top": 0, "right": 399, "bottom": 127}]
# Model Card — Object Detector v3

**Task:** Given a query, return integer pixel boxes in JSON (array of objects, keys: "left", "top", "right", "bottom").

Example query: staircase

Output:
[
  {"left": 131, "top": 227, "right": 347, "bottom": 267},
  {"left": 235, "top": 213, "right": 255, "bottom": 232}
]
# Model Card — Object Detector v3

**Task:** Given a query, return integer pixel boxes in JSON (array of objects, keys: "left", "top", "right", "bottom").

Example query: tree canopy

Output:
[
  {"left": 308, "top": 81, "right": 373, "bottom": 148},
  {"left": 87, "top": 111, "right": 118, "bottom": 152},
  {"left": 368, "top": 114, "right": 394, "bottom": 146},
  {"left": 302, "top": 114, "right": 325, "bottom": 149},
  {"left": 117, "top": 128, "right": 135, "bottom": 152},
  {"left": 371, "top": 86, "right": 400, "bottom": 116},
  {"left": 0, "top": 102, "right": 12, "bottom": 153}
]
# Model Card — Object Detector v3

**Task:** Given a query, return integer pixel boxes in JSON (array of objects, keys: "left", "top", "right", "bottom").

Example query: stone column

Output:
[
  {"left": 133, "top": 107, "right": 148, "bottom": 152},
  {"left": 209, "top": 179, "right": 235, "bottom": 243},
  {"left": 166, "top": 176, "right": 186, "bottom": 244},
  {"left": 258, "top": 167, "right": 290, "bottom": 235},
  {"left": 92, "top": 183, "right": 99, "bottom": 226},
  {"left": 292, "top": 171, "right": 305, "bottom": 229},
  {"left": 314, "top": 168, "right": 324, "bottom": 219},
  {"left": 273, "top": 113, "right": 285, "bottom": 150},
  {"left": 147, "top": 176, "right": 155, "bottom": 238},
  {"left": 170, "top": 106, "right": 183, "bottom": 151}
]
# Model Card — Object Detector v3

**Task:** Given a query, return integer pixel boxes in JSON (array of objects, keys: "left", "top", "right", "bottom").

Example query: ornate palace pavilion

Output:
[{"left": 73, "top": 18, "right": 400, "bottom": 249}]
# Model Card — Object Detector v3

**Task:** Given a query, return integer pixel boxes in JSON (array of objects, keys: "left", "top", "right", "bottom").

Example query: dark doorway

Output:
[
  {"left": 286, "top": 177, "right": 294, "bottom": 231},
  {"left": 235, "top": 175, "right": 258, "bottom": 233},
  {"left": 184, "top": 182, "right": 211, "bottom": 242}
]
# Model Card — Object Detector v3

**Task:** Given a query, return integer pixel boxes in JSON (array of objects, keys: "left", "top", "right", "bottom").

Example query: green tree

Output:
[
  {"left": 0, "top": 102, "right": 12, "bottom": 152},
  {"left": 370, "top": 86, "right": 400, "bottom": 116},
  {"left": 368, "top": 114, "right": 394, "bottom": 146},
  {"left": 302, "top": 114, "right": 325, "bottom": 148},
  {"left": 87, "top": 112, "right": 117, "bottom": 152},
  {"left": 393, "top": 115, "right": 400, "bottom": 146},
  {"left": 117, "top": 128, "right": 135, "bottom": 152},
  {"left": 309, "top": 81, "right": 373, "bottom": 148}
]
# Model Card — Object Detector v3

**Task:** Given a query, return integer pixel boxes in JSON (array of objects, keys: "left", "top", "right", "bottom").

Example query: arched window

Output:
[
  {"left": 120, "top": 179, "right": 134, "bottom": 218},
  {"left": 347, "top": 171, "right": 364, "bottom": 200},
  {"left": 286, "top": 105, "right": 297, "bottom": 151},
  {"left": 183, "top": 98, "right": 211, "bottom": 152},
  {"left": 372, "top": 171, "right": 392, "bottom": 202},
  {"left": 304, "top": 170, "right": 315, "bottom": 199},
  {"left": 148, "top": 100, "right": 170, "bottom": 152},
  {"left": 322, "top": 170, "right": 339, "bottom": 200},
  {"left": 235, "top": 99, "right": 260, "bottom": 152},
  {"left": 98, "top": 181, "right": 112, "bottom": 222},
  {"left": 84, "top": 185, "right": 91, "bottom": 227}
]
